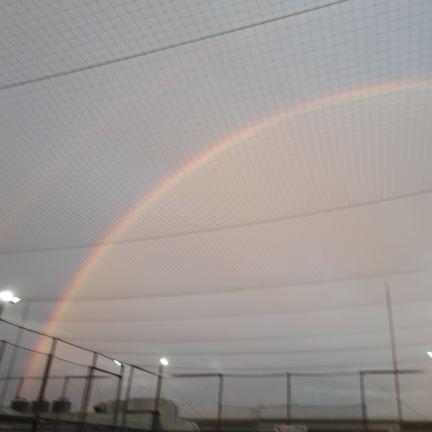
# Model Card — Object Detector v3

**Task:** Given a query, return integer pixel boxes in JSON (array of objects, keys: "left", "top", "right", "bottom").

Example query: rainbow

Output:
[{"left": 26, "top": 79, "right": 432, "bottom": 376}]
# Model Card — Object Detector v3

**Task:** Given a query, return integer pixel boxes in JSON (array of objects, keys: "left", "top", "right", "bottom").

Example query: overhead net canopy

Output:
[{"left": 1, "top": 0, "right": 432, "bottom": 421}]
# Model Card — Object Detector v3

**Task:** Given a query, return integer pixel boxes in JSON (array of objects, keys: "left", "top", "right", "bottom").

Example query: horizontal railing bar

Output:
[
  {"left": 0, "top": 374, "right": 111, "bottom": 381},
  {"left": 91, "top": 366, "right": 121, "bottom": 378},
  {"left": 3, "top": 318, "right": 432, "bottom": 379}
]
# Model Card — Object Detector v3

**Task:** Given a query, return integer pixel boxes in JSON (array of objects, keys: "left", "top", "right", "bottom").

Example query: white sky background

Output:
[{"left": 1, "top": 0, "right": 432, "bottom": 420}]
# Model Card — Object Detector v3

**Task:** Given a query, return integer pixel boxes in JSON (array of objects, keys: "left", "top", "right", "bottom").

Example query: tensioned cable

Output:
[
  {"left": 2, "top": 340, "right": 91, "bottom": 368},
  {"left": 0, "top": 317, "right": 117, "bottom": 363},
  {"left": 3, "top": 340, "right": 47, "bottom": 357},
  {"left": 37, "top": 297, "right": 432, "bottom": 324},
  {"left": 0, "top": 0, "right": 350, "bottom": 92},
  {"left": 139, "top": 364, "right": 427, "bottom": 376},
  {"left": 22, "top": 265, "right": 432, "bottom": 303},
  {"left": 1, "top": 188, "right": 431, "bottom": 256},
  {"left": 57, "top": 320, "right": 432, "bottom": 345},
  {"left": 96, "top": 341, "right": 430, "bottom": 358}
]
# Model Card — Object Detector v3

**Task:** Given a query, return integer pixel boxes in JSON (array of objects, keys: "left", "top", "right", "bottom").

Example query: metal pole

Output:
[
  {"left": 32, "top": 337, "right": 57, "bottom": 432},
  {"left": 113, "top": 364, "right": 125, "bottom": 427},
  {"left": 80, "top": 352, "right": 98, "bottom": 425},
  {"left": 217, "top": 374, "right": 224, "bottom": 432},
  {"left": 0, "top": 340, "right": 6, "bottom": 366},
  {"left": 152, "top": 363, "right": 164, "bottom": 432},
  {"left": 286, "top": 373, "right": 291, "bottom": 424},
  {"left": 385, "top": 284, "right": 403, "bottom": 423},
  {"left": 36, "top": 337, "right": 57, "bottom": 402},
  {"left": 121, "top": 366, "right": 135, "bottom": 430},
  {"left": 360, "top": 372, "right": 367, "bottom": 432}
]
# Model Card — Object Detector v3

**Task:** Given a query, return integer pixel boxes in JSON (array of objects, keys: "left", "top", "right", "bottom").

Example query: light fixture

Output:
[
  {"left": 113, "top": 360, "right": 122, "bottom": 366},
  {"left": 0, "top": 290, "right": 22, "bottom": 319},
  {"left": 160, "top": 358, "right": 169, "bottom": 367},
  {"left": 427, "top": 352, "right": 432, "bottom": 359},
  {"left": 0, "top": 290, "right": 14, "bottom": 302}
]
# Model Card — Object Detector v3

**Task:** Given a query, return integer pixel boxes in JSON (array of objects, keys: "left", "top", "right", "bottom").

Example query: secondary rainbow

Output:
[{"left": 26, "top": 79, "right": 432, "bottom": 376}]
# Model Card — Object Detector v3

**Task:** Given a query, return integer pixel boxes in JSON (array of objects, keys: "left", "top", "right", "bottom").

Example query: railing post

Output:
[
  {"left": 113, "top": 364, "right": 125, "bottom": 427},
  {"left": 360, "top": 372, "right": 367, "bottom": 432},
  {"left": 80, "top": 352, "right": 98, "bottom": 425},
  {"left": 286, "top": 373, "right": 291, "bottom": 424},
  {"left": 217, "top": 373, "right": 224, "bottom": 432},
  {"left": 121, "top": 366, "right": 135, "bottom": 430},
  {"left": 152, "top": 362, "right": 164, "bottom": 432},
  {"left": 0, "top": 340, "right": 7, "bottom": 407},
  {"left": 0, "top": 340, "right": 6, "bottom": 366},
  {"left": 33, "top": 337, "right": 57, "bottom": 431},
  {"left": 0, "top": 303, "right": 30, "bottom": 407}
]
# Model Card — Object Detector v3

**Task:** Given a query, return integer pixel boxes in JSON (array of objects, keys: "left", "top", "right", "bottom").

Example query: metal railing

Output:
[{"left": 2, "top": 317, "right": 432, "bottom": 431}]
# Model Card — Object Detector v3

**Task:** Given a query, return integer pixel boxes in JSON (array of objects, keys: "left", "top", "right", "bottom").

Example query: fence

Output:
[{"left": 1, "top": 317, "right": 432, "bottom": 431}]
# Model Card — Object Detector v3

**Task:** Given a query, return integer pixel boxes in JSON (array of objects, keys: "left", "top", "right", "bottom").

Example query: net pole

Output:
[
  {"left": 217, "top": 374, "right": 224, "bottom": 432},
  {"left": 385, "top": 284, "right": 403, "bottom": 424},
  {"left": 360, "top": 372, "right": 367, "bottom": 432},
  {"left": 286, "top": 373, "right": 292, "bottom": 424}
]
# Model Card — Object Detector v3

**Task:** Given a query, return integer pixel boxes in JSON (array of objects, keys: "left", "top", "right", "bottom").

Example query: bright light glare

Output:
[
  {"left": 427, "top": 352, "right": 432, "bottom": 359},
  {"left": 0, "top": 290, "right": 14, "bottom": 302},
  {"left": 160, "top": 358, "right": 169, "bottom": 366},
  {"left": 113, "top": 360, "right": 122, "bottom": 366},
  {"left": 11, "top": 296, "right": 21, "bottom": 304}
]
